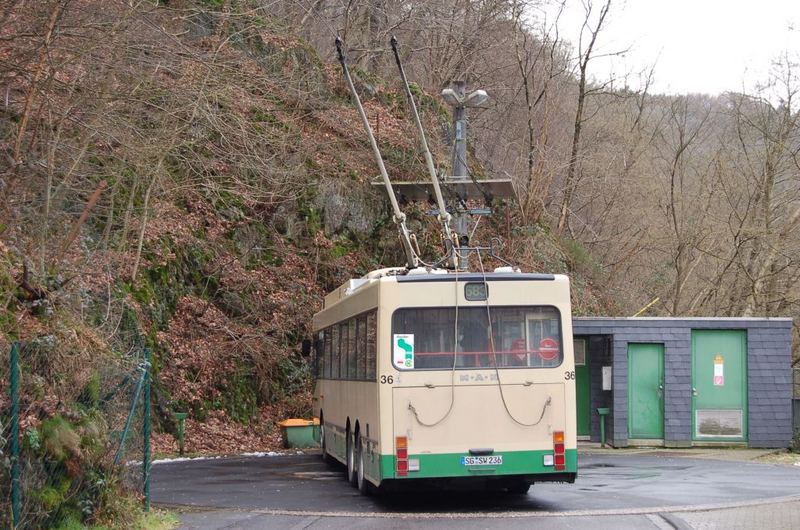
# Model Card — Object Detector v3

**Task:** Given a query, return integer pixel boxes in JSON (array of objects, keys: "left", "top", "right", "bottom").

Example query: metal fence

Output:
[{"left": 2, "top": 341, "right": 151, "bottom": 529}]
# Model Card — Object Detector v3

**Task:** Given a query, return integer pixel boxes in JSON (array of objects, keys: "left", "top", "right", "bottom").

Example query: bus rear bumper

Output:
[
  {"left": 377, "top": 448, "right": 578, "bottom": 486},
  {"left": 377, "top": 472, "right": 576, "bottom": 493}
]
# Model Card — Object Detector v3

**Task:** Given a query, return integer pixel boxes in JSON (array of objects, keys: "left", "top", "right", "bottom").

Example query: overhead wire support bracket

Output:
[
  {"left": 390, "top": 35, "right": 457, "bottom": 269},
  {"left": 335, "top": 37, "right": 419, "bottom": 270}
]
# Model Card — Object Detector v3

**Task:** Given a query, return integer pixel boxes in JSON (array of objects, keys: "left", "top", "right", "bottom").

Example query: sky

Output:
[{"left": 542, "top": 0, "right": 800, "bottom": 96}]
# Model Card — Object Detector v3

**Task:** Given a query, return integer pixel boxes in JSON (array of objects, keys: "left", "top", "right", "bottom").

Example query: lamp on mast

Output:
[
  {"left": 441, "top": 82, "right": 488, "bottom": 182},
  {"left": 441, "top": 81, "right": 489, "bottom": 242}
]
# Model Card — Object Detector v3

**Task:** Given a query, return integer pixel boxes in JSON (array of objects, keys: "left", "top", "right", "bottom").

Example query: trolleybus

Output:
[{"left": 312, "top": 267, "right": 577, "bottom": 494}]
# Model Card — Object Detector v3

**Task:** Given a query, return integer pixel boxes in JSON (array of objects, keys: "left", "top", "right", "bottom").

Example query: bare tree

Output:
[
  {"left": 510, "top": 0, "right": 568, "bottom": 224},
  {"left": 723, "top": 57, "right": 800, "bottom": 317},
  {"left": 556, "top": 0, "right": 612, "bottom": 235},
  {"left": 659, "top": 96, "right": 713, "bottom": 314}
]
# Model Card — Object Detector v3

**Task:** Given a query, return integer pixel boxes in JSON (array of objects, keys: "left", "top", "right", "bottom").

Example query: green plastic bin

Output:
[{"left": 278, "top": 418, "right": 320, "bottom": 449}]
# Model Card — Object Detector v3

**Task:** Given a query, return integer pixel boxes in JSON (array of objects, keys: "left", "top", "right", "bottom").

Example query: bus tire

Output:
[
  {"left": 356, "top": 437, "right": 371, "bottom": 495},
  {"left": 320, "top": 416, "right": 331, "bottom": 464},
  {"left": 346, "top": 428, "right": 357, "bottom": 485}
]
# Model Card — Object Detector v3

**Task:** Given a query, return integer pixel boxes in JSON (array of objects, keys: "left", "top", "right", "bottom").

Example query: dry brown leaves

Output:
[
  {"left": 214, "top": 239, "right": 322, "bottom": 333},
  {"left": 150, "top": 391, "right": 315, "bottom": 456},
  {"left": 314, "top": 100, "right": 413, "bottom": 152},
  {"left": 143, "top": 199, "right": 230, "bottom": 251},
  {"left": 151, "top": 409, "right": 284, "bottom": 455},
  {"left": 157, "top": 296, "right": 243, "bottom": 406}
]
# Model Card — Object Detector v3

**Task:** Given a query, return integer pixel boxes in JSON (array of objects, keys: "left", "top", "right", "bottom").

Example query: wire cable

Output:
[
  {"left": 408, "top": 266, "right": 460, "bottom": 427},
  {"left": 477, "top": 250, "right": 551, "bottom": 427}
]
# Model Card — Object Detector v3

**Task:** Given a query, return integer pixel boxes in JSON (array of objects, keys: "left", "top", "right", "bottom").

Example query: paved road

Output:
[{"left": 151, "top": 451, "right": 800, "bottom": 528}]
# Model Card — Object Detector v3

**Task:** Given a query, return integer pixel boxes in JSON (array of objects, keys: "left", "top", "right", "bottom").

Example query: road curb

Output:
[{"left": 157, "top": 493, "right": 800, "bottom": 519}]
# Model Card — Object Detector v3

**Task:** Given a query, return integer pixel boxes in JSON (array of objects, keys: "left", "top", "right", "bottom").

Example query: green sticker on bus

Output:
[{"left": 393, "top": 334, "right": 414, "bottom": 369}]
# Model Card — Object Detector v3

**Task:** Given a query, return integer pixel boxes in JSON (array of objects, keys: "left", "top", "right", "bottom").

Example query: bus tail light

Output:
[
  {"left": 396, "top": 436, "right": 408, "bottom": 476},
  {"left": 553, "top": 431, "right": 565, "bottom": 471}
]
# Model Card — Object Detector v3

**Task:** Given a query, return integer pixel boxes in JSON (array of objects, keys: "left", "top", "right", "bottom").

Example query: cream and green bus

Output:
[{"left": 312, "top": 267, "right": 577, "bottom": 494}]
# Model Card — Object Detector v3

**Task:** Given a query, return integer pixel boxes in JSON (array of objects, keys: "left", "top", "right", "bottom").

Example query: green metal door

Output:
[
  {"left": 574, "top": 339, "right": 591, "bottom": 437},
  {"left": 692, "top": 330, "right": 747, "bottom": 441},
  {"left": 628, "top": 343, "right": 664, "bottom": 439}
]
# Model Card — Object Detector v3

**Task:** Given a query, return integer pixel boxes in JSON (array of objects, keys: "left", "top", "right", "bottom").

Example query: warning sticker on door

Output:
[
  {"left": 714, "top": 353, "right": 724, "bottom": 386},
  {"left": 393, "top": 334, "right": 414, "bottom": 369}
]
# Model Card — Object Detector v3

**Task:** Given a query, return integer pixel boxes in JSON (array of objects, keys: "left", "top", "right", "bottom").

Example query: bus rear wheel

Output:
[
  {"left": 320, "top": 417, "right": 331, "bottom": 464},
  {"left": 356, "top": 437, "right": 371, "bottom": 495},
  {"left": 346, "top": 429, "right": 357, "bottom": 485}
]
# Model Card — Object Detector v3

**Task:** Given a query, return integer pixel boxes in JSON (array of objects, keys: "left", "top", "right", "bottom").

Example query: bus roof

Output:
[
  {"left": 316, "top": 268, "right": 569, "bottom": 329},
  {"left": 322, "top": 268, "right": 564, "bottom": 308},
  {"left": 395, "top": 272, "right": 556, "bottom": 283}
]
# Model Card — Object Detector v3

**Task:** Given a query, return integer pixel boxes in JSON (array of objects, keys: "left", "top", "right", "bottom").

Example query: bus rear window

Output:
[{"left": 391, "top": 306, "right": 563, "bottom": 370}]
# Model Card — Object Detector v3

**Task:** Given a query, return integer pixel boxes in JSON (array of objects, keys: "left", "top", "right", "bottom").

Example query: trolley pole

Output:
[
  {"left": 142, "top": 347, "right": 151, "bottom": 512},
  {"left": 10, "top": 342, "right": 21, "bottom": 528}
]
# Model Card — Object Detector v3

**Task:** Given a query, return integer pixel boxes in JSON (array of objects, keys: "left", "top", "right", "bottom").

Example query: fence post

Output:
[
  {"left": 142, "top": 347, "right": 151, "bottom": 512},
  {"left": 10, "top": 342, "right": 21, "bottom": 528},
  {"left": 175, "top": 412, "right": 187, "bottom": 456}
]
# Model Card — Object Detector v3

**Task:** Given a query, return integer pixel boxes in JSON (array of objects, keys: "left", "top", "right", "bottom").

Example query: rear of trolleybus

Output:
[
  {"left": 315, "top": 273, "right": 577, "bottom": 492},
  {"left": 379, "top": 273, "right": 577, "bottom": 492},
  {"left": 380, "top": 272, "right": 577, "bottom": 492}
]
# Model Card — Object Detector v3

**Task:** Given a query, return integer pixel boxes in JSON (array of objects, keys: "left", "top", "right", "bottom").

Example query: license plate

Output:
[{"left": 461, "top": 455, "right": 502, "bottom": 466}]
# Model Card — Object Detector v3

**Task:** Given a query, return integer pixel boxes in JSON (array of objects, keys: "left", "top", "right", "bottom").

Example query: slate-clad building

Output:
[{"left": 571, "top": 317, "right": 793, "bottom": 449}]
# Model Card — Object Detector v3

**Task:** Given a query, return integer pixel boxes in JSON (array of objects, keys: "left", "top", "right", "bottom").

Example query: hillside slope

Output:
[{"left": 0, "top": 1, "right": 616, "bottom": 527}]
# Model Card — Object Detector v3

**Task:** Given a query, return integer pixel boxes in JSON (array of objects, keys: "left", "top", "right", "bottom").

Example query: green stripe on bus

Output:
[{"left": 379, "top": 448, "right": 577, "bottom": 480}]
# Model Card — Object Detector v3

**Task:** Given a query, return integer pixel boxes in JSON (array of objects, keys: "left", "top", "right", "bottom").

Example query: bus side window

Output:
[
  {"left": 348, "top": 319, "right": 357, "bottom": 379},
  {"left": 357, "top": 316, "right": 367, "bottom": 380},
  {"left": 343, "top": 321, "right": 350, "bottom": 379},
  {"left": 342, "top": 322, "right": 350, "bottom": 379},
  {"left": 339, "top": 322, "right": 348, "bottom": 380},
  {"left": 315, "top": 331, "right": 324, "bottom": 377},
  {"left": 366, "top": 311, "right": 377, "bottom": 380},
  {"left": 324, "top": 327, "right": 332, "bottom": 379},
  {"left": 332, "top": 324, "right": 341, "bottom": 379}
]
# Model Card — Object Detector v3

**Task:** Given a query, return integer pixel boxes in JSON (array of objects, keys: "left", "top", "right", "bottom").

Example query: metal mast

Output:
[
  {"left": 390, "top": 36, "right": 457, "bottom": 269},
  {"left": 449, "top": 81, "right": 469, "bottom": 181},
  {"left": 335, "top": 38, "right": 419, "bottom": 270},
  {"left": 441, "top": 82, "right": 489, "bottom": 243}
]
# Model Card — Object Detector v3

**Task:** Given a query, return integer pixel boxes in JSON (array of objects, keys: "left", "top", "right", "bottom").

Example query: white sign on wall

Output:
[
  {"left": 714, "top": 354, "right": 724, "bottom": 386},
  {"left": 602, "top": 366, "right": 612, "bottom": 391}
]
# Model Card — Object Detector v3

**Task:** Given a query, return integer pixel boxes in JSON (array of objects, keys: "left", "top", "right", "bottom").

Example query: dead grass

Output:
[{"left": 756, "top": 450, "right": 800, "bottom": 466}]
